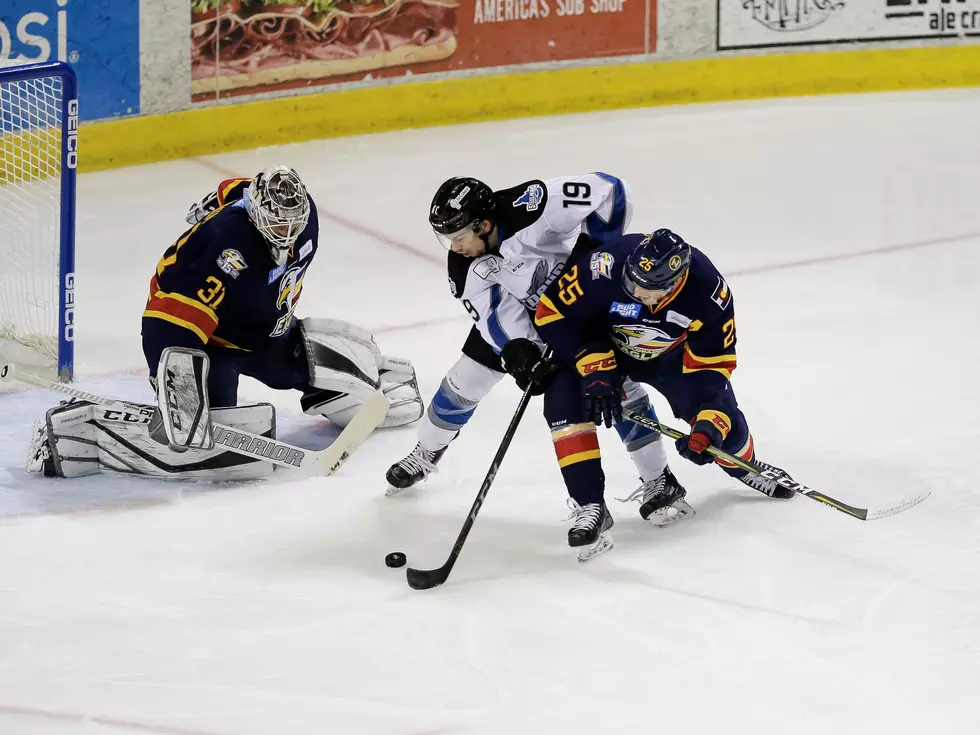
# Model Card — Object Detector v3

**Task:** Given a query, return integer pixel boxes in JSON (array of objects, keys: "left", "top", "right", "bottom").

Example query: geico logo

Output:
[
  {"left": 66, "top": 99, "right": 78, "bottom": 169},
  {"left": 64, "top": 272, "right": 75, "bottom": 342}
]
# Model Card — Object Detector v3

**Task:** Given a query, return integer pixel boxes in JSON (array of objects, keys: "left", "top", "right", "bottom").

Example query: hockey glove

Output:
[
  {"left": 576, "top": 345, "right": 622, "bottom": 428},
  {"left": 676, "top": 411, "right": 731, "bottom": 466},
  {"left": 500, "top": 338, "right": 555, "bottom": 396}
]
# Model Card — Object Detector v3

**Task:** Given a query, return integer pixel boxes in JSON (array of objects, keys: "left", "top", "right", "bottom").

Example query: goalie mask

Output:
[{"left": 243, "top": 165, "right": 311, "bottom": 266}]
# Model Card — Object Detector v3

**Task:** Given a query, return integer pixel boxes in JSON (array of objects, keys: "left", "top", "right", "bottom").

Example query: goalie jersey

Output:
[
  {"left": 448, "top": 173, "right": 632, "bottom": 353},
  {"left": 142, "top": 178, "right": 320, "bottom": 376}
]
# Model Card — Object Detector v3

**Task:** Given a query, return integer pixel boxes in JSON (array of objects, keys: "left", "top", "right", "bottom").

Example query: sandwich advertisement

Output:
[{"left": 191, "top": 0, "right": 654, "bottom": 102}]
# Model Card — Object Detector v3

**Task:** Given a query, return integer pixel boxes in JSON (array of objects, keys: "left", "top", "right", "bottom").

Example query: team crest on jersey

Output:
[
  {"left": 590, "top": 252, "right": 614, "bottom": 280},
  {"left": 612, "top": 324, "right": 678, "bottom": 361},
  {"left": 448, "top": 276, "right": 458, "bottom": 297},
  {"left": 216, "top": 249, "right": 247, "bottom": 279},
  {"left": 271, "top": 264, "right": 308, "bottom": 337},
  {"left": 711, "top": 277, "right": 731, "bottom": 309},
  {"left": 609, "top": 302, "right": 641, "bottom": 319},
  {"left": 512, "top": 184, "right": 544, "bottom": 212},
  {"left": 473, "top": 255, "right": 501, "bottom": 280}
]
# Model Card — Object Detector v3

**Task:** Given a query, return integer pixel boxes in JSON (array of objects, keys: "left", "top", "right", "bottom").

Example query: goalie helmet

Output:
[
  {"left": 429, "top": 177, "right": 495, "bottom": 249},
  {"left": 243, "top": 165, "right": 311, "bottom": 266},
  {"left": 622, "top": 229, "right": 692, "bottom": 303}
]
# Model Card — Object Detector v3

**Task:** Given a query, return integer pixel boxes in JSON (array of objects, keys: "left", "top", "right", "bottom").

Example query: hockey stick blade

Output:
[
  {"left": 405, "top": 371, "right": 540, "bottom": 590},
  {"left": 621, "top": 410, "right": 929, "bottom": 521},
  {"left": 1, "top": 363, "right": 386, "bottom": 476}
]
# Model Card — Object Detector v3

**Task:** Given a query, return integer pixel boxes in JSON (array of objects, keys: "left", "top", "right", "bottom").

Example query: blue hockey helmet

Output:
[{"left": 622, "top": 229, "right": 692, "bottom": 303}]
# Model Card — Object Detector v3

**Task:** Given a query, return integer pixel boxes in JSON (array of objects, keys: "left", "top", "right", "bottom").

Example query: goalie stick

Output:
[
  {"left": 1, "top": 363, "right": 387, "bottom": 477},
  {"left": 622, "top": 409, "right": 929, "bottom": 521}
]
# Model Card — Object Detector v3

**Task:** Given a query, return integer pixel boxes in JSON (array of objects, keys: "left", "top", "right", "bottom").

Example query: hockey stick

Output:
[
  {"left": 406, "top": 379, "right": 537, "bottom": 591},
  {"left": 1, "top": 363, "right": 387, "bottom": 477},
  {"left": 622, "top": 409, "right": 929, "bottom": 521}
]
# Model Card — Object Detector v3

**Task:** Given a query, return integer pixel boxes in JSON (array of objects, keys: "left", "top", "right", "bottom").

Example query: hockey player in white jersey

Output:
[{"left": 386, "top": 174, "right": 687, "bottom": 529}]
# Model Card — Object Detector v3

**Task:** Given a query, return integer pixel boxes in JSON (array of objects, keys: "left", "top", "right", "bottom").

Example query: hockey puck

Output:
[{"left": 385, "top": 552, "right": 407, "bottom": 568}]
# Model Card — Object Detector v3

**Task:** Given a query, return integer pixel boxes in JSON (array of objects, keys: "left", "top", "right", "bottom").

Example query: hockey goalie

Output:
[{"left": 26, "top": 166, "right": 423, "bottom": 480}]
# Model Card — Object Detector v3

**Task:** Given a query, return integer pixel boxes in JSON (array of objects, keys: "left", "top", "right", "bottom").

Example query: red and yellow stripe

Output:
[
  {"left": 534, "top": 293, "right": 564, "bottom": 327},
  {"left": 217, "top": 177, "right": 250, "bottom": 205},
  {"left": 552, "top": 423, "right": 601, "bottom": 468},
  {"left": 651, "top": 268, "right": 690, "bottom": 314},
  {"left": 143, "top": 275, "right": 219, "bottom": 344},
  {"left": 682, "top": 344, "right": 737, "bottom": 379},
  {"left": 714, "top": 433, "right": 755, "bottom": 470}
]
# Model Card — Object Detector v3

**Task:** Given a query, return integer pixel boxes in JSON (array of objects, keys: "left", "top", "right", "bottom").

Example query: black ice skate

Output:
[
  {"left": 385, "top": 443, "right": 448, "bottom": 496},
  {"left": 566, "top": 500, "right": 614, "bottom": 563},
  {"left": 618, "top": 466, "right": 694, "bottom": 527},
  {"left": 738, "top": 460, "right": 796, "bottom": 499}
]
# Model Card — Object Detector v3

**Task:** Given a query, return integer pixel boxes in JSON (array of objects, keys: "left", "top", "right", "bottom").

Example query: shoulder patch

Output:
[
  {"left": 217, "top": 249, "right": 248, "bottom": 279},
  {"left": 590, "top": 251, "right": 614, "bottom": 280},
  {"left": 472, "top": 255, "right": 501, "bottom": 281},
  {"left": 711, "top": 277, "right": 732, "bottom": 309},
  {"left": 494, "top": 179, "right": 548, "bottom": 237},
  {"left": 447, "top": 250, "right": 472, "bottom": 300},
  {"left": 512, "top": 183, "right": 544, "bottom": 212}
]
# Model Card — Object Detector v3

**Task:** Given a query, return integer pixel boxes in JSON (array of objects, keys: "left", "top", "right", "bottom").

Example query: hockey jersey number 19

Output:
[{"left": 447, "top": 173, "right": 633, "bottom": 353}]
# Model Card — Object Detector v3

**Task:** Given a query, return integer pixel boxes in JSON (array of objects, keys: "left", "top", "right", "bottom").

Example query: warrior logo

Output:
[{"left": 271, "top": 264, "right": 308, "bottom": 337}]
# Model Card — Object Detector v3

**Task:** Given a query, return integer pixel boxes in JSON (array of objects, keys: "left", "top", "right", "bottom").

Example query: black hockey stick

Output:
[
  {"left": 406, "top": 379, "right": 537, "bottom": 591},
  {"left": 622, "top": 409, "right": 929, "bottom": 521}
]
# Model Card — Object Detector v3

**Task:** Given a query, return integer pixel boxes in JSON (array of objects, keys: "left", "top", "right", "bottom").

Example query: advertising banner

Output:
[
  {"left": 191, "top": 0, "right": 655, "bottom": 102},
  {"left": 718, "top": 0, "right": 980, "bottom": 50},
  {"left": 1, "top": 0, "right": 140, "bottom": 120}
]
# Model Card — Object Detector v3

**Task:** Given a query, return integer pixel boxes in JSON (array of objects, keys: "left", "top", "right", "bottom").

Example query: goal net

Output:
[{"left": 0, "top": 60, "right": 77, "bottom": 382}]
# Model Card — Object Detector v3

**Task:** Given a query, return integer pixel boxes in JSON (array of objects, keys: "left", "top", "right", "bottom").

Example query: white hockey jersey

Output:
[{"left": 446, "top": 173, "right": 633, "bottom": 352}]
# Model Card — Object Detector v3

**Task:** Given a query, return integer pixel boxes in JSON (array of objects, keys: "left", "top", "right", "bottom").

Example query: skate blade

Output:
[
  {"left": 385, "top": 484, "right": 409, "bottom": 497},
  {"left": 576, "top": 533, "right": 614, "bottom": 563},
  {"left": 647, "top": 498, "right": 696, "bottom": 527}
]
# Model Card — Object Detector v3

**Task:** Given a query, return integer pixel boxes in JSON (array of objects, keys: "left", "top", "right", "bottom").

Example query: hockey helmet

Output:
[
  {"left": 429, "top": 177, "right": 495, "bottom": 248},
  {"left": 622, "top": 229, "right": 692, "bottom": 304},
  {"left": 243, "top": 165, "right": 310, "bottom": 266}
]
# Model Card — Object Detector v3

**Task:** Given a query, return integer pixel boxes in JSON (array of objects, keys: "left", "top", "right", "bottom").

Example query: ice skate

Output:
[
  {"left": 566, "top": 499, "right": 614, "bottom": 563},
  {"left": 618, "top": 466, "right": 694, "bottom": 527},
  {"left": 385, "top": 443, "right": 448, "bottom": 495}
]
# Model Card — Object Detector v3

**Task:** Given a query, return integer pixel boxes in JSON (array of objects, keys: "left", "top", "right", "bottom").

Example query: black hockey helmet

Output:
[
  {"left": 622, "top": 229, "right": 692, "bottom": 302},
  {"left": 429, "top": 177, "right": 495, "bottom": 245}
]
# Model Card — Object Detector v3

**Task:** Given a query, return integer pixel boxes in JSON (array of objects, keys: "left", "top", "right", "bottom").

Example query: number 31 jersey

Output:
[{"left": 447, "top": 173, "right": 633, "bottom": 353}]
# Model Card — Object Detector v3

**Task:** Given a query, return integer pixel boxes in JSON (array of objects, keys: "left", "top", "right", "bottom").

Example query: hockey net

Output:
[{"left": 0, "top": 60, "right": 77, "bottom": 382}]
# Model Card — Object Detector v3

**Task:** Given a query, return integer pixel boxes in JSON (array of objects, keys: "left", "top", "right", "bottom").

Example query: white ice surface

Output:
[{"left": 1, "top": 89, "right": 980, "bottom": 735}]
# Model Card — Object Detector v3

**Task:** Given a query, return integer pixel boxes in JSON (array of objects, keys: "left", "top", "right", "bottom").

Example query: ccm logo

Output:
[
  {"left": 580, "top": 356, "right": 616, "bottom": 374},
  {"left": 66, "top": 99, "right": 78, "bottom": 169},
  {"left": 63, "top": 272, "right": 75, "bottom": 342}
]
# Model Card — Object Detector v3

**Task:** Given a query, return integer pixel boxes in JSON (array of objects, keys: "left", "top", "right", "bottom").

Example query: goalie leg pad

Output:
[{"left": 29, "top": 402, "right": 276, "bottom": 480}]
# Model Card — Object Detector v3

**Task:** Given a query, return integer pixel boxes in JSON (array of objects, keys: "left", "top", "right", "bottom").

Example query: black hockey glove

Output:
[
  {"left": 500, "top": 338, "right": 555, "bottom": 396},
  {"left": 575, "top": 344, "right": 622, "bottom": 428},
  {"left": 676, "top": 414, "right": 727, "bottom": 466}
]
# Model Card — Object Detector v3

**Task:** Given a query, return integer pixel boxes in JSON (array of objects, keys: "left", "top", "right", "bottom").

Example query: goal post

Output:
[{"left": 0, "top": 60, "right": 77, "bottom": 383}]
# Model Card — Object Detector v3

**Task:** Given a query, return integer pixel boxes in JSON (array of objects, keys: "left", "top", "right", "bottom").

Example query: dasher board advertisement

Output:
[
  {"left": 718, "top": 0, "right": 980, "bottom": 51},
  {"left": 191, "top": 0, "right": 654, "bottom": 102}
]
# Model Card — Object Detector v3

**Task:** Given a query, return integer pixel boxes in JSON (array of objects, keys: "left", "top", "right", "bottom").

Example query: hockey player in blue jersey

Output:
[
  {"left": 529, "top": 229, "right": 796, "bottom": 561},
  {"left": 25, "top": 166, "right": 424, "bottom": 481},
  {"left": 141, "top": 165, "right": 423, "bottom": 434}
]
